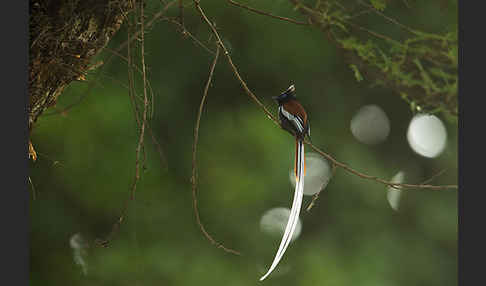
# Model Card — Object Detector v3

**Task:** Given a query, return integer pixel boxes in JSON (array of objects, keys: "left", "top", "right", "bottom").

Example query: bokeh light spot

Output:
[
  {"left": 260, "top": 207, "right": 302, "bottom": 242},
  {"left": 387, "top": 171, "right": 405, "bottom": 212},
  {"left": 350, "top": 104, "right": 391, "bottom": 145},
  {"left": 407, "top": 114, "right": 447, "bottom": 158},
  {"left": 289, "top": 152, "right": 332, "bottom": 196},
  {"left": 70, "top": 233, "right": 88, "bottom": 275}
]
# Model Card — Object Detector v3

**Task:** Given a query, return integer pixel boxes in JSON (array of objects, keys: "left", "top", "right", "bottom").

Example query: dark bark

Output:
[{"left": 29, "top": 0, "right": 132, "bottom": 134}]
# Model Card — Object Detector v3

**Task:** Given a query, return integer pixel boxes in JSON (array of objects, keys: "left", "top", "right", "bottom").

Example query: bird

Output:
[{"left": 260, "top": 84, "right": 310, "bottom": 281}]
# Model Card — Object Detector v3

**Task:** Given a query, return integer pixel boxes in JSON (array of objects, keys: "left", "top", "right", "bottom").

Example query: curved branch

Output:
[{"left": 191, "top": 45, "right": 241, "bottom": 255}]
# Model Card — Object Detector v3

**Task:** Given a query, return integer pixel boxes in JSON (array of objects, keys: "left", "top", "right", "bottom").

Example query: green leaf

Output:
[
  {"left": 349, "top": 64, "right": 364, "bottom": 82},
  {"left": 370, "top": 0, "right": 386, "bottom": 11}
]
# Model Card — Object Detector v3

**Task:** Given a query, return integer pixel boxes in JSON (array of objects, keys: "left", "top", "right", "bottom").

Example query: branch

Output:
[
  {"left": 193, "top": 1, "right": 458, "bottom": 194},
  {"left": 306, "top": 142, "right": 457, "bottom": 191},
  {"left": 227, "top": 0, "right": 310, "bottom": 26},
  {"left": 306, "top": 163, "right": 337, "bottom": 212},
  {"left": 96, "top": 0, "right": 154, "bottom": 248},
  {"left": 110, "top": 0, "right": 177, "bottom": 58},
  {"left": 194, "top": 0, "right": 278, "bottom": 124},
  {"left": 130, "top": 0, "right": 150, "bottom": 200},
  {"left": 179, "top": 0, "right": 185, "bottom": 28},
  {"left": 191, "top": 45, "right": 241, "bottom": 255},
  {"left": 163, "top": 17, "right": 216, "bottom": 55},
  {"left": 357, "top": 0, "right": 418, "bottom": 35}
]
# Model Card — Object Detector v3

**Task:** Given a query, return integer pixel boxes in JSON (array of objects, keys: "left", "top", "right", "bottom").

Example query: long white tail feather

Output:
[{"left": 260, "top": 141, "right": 305, "bottom": 281}]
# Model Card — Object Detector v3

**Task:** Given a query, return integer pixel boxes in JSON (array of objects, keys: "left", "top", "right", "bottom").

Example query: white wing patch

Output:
[{"left": 280, "top": 106, "right": 305, "bottom": 133}]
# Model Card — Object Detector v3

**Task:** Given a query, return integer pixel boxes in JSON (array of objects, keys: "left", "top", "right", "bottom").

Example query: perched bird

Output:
[{"left": 260, "top": 84, "right": 310, "bottom": 281}]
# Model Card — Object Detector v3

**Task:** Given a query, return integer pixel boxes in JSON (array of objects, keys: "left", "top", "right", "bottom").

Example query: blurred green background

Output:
[{"left": 29, "top": 0, "right": 457, "bottom": 285}]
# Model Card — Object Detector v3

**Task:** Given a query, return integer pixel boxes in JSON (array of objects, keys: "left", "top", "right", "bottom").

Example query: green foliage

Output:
[
  {"left": 370, "top": 0, "right": 386, "bottom": 11},
  {"left": 300, "top": 0, "right": 458, "bottom": 117},
  {"left": 349, "top": 64, "right": 364, "bottom": 82}
]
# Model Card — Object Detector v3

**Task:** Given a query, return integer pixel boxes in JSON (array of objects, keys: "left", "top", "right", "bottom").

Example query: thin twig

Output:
[
  {"left": 194, "top": 0, "right": 277, "bottom": 124},
  {"left": 419, "top": 169, "right": 448, "bottom": 185},
  {"left": 101, "top": 46, "right": 156, "bottom": 120},
  {"left": 95, "top": 0, "right": 162, "bottom": 248},
  {"left": 103, "top": 47, "right": 157, "bottom": 113},
  {"left": 306, "top": 142, "right": 457, "bottom": 190},
  {"left": 110, "top": 0, "right": 177, "bottom": 59},
  {"left": 227, "top": 0, "right": 310, "bottom": 26},
  {"left": 147, "top": 122, "right": 169, "bottom": 170},
  {"left": 341, "top": 18, "right": 405, "bottom": 46},
  {"left": 191, "top": 45, "right": 240, "bottom": 255},
  {"left": 348, "top": 7, "right": 374, "bottom": 19},
  {"left": 163, "top": 17, "right": 216, "bottom": 55},
  {"left": 36, "top": 152, "right": 65, "bottom": 167},
  {"left": 130, "top": 0, "right": 150, "bottom": 200},
  {"left": 127, "top": 9, "right": 142, "bottom": 128},
  {"left": 43, "top": 1, "right": 173, "bottom": 118},
  {"left": 193, "top": 1, "right": 457, "bottom": 193},
  {"left": 95, "top": 202, "right": 128, "bottom": 248},
  {"left": 289, "top": 0, "right": 405, "bottom": 46},
  {"left": 306, "top": 162, "right": 337, "bottom": 212},
  {"left": 179, "top": 0, "right": 185, "bottom": 28},
  {"left": 44, "top": 48, "right": 154, "bottom": 118},
  {"left": 357, "top": 0, "right": 418, "bottom": 35}
]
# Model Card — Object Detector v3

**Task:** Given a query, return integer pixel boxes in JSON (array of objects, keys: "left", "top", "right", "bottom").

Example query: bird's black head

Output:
[{"left": 272, "top": 84, "right": 296, "bottom": 104}]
